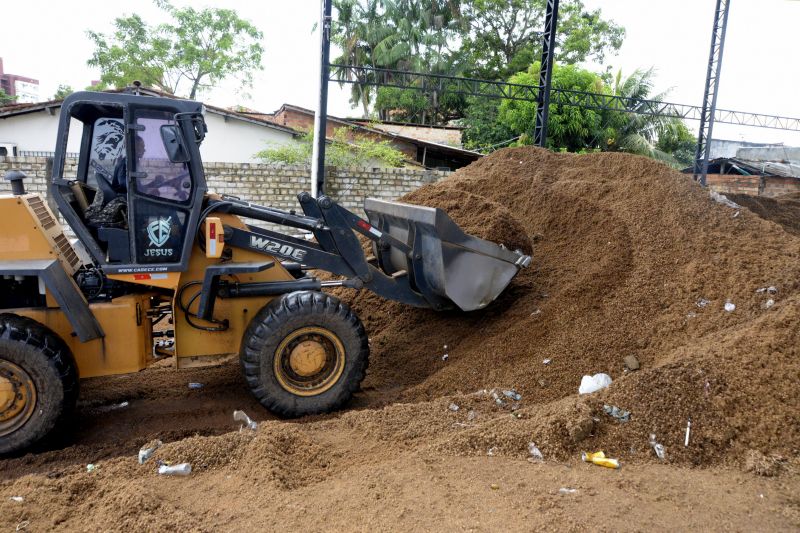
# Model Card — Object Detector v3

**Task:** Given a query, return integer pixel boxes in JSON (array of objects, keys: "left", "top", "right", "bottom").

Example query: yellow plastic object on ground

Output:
[{"left": 581, "top": 451, "right": 620, "bottom": 469}]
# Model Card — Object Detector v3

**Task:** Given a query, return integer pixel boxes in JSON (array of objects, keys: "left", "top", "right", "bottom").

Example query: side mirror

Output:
[{"left": 160, "top": 124, "right": 190, "bottom": 163}]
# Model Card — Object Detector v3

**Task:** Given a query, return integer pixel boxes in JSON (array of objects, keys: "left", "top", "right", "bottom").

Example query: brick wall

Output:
[
  {"left": 706, "top": 174, "right": 761, "bottom": 196},
  {"left": 707, "top": 174, "right": 800, "bottom": 198},
  {"left": 0, "top": 156, "right": 448, "bottom": 236},
  {"left": 761, "top": 176, "right": 800, "bottom": 198}
]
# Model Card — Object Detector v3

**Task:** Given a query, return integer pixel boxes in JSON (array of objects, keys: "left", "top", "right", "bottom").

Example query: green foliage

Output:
[
  {"left": 256, "top": 129, "right": 406, "bottom": 168},
  {"left": 53, "top": 85, "right": 75, "bottom": 100},
  {"left": 475, "top": 64, "right": 694, "bottom": 166},
  {"left": 601, "top": 68, "right": 689, "bottom": 165},
  {"left": 446, "top": 0, "right": 623, "bottom": 80},
  {"left": 332, "top": 0, "right": 623, "bottom": 124},
  {"left": 332, "top": 0, "right": 468, "bottom": 122},
  {"left": 374, "top": 87, "right": 430, "bottom": 122},
  {"left": 656, "top": 120, "right": 696, "bottom": 168},
  {"left": 461, "top": 97, "right": 516, "bottom": 151},
  {"left": 0, "top": 89, "right": 15, "bottom": 106},
  {"left": 498, "top": 63, "right": 608, "bottom": 152},
  {"left": 256, "top": 134, "right": 313, "bottom": 165},
  {"left": 87, "top": 0, "right": 263, "bottom": 99}
]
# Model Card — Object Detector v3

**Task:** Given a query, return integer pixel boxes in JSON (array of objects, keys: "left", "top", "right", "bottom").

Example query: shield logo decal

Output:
[{"left": 147, "top": 217, "right": 172, "bottom": 247}]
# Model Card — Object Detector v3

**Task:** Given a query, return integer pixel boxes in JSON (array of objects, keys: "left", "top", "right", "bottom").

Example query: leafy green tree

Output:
[
  {"left": 602, "top": 68, "right": 688, "bottom": 164},
  {"left": 497, "top": 63, "right": 608, "bottom": 151},
  {"left": 656, "top": 120, "right": 696, "bottom": 168},
  {"left": 332, "top": 0, "right": 390, "bottom": 117},
  {"left": 332, "top": 0, "right": 464, "bottom": 122},
  {"left": 87, "top": 0, "right": 264, "bottom": 99},
  {"left": 484, "top": 64, "right": 695, "bottom": 165},
  {"left": 374, "top": 87, "right": 430, "bottom": 122},
  {"left": 53, "top": 85, "right": 75, "bottom": 100},
  {"left": 460, "top": 0, "right": 625, "bottom": 80},
  {"left": 461, "top": 97, "right": 516, "bottom": 151},
  {"left": 0, "top": 89, "right": 15, "bottom": 106},
  {"left": 256, "top": 128, "right": 406, "bottom": 168},
  {"left": 332, "top": 0, "right": 623, "bottom": 124}
]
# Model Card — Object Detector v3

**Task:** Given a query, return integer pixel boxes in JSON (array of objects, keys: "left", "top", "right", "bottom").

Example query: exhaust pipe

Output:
[{"left": 4, "top": 170, "right": 26, "bottom": 195}]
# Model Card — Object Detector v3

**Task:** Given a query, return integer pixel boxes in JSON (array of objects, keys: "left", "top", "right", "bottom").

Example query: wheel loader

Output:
[{"left": 0, "top": 91, "right": 530, "bottom": 454}]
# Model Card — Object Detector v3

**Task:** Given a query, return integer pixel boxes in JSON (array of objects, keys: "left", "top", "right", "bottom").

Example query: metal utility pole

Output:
[
  {"left": 311, "top": 0, "right": 333, "bottom": 197},
  {"left": 534, "top": 0, "right": 560, "bottom": 147},
  {"left": 693, "top": 0, "right": 730, "bottom": 186}
]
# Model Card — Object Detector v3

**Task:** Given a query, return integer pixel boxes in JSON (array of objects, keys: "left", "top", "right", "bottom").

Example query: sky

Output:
[{"left": 1, "top": 0, "right": 799, "bottom": 146}]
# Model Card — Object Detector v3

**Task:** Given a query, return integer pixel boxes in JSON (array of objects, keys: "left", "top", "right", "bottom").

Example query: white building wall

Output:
[
  {"left": 0, "top": 108, "right": 297, "bottom": 162},
  {"left": 201, "top": 113, "right": 296, "bottom": 163},
  {"left": 0, "top": 109, "right": 77, "bottom": 154}
]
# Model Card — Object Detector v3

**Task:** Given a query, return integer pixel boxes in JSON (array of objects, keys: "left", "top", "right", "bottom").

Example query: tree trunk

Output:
[
  {"left": 189, "top": 75, "right": 203, "bottom": 100},
  {"left": 359, "top": 84, "right": 369, "bottom": 119}
]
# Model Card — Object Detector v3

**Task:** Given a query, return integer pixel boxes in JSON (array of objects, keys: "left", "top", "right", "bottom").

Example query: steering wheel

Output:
[
  {"left": 89, "top": 160, "right": 120, "bottom": 207},
  {"left": 150, "top": 171, "right": 191, "bottom": 201}
]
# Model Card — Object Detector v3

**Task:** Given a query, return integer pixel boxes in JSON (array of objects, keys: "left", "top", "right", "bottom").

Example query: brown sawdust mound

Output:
[
  {"left": 337, "top": 146, "right": 800, "bottom": 465},
  {"left": 726, "top": 192, "right": 800, "bottom": 237}
]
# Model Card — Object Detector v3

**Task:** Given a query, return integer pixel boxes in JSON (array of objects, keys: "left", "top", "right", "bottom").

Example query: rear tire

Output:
[
  {"left": 240, "top": 291, "right": 369, "bottom": 418},
  {"left": 0, "top": 314, "right": 79, "bottom": 455}
]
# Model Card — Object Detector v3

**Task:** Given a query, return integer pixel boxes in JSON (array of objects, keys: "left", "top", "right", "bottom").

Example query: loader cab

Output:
[{"left": 51, "top": 91, "right": 207, "bottom": 274}]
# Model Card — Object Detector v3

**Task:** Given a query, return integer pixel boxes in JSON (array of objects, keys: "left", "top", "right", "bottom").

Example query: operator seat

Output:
[{"left": 84, "top": 167, "right": 131, "bottom": 263}]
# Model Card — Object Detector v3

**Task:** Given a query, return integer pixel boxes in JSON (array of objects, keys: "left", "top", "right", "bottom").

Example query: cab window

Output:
[{"left": 134, "top": 111, "right": 192, "bottom": 203}]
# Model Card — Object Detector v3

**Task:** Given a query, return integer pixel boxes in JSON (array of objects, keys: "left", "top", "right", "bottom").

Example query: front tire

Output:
[
  {"left": 0, "top": 314, "right": 79, "bottom": 455},
  {"left": 240, "top": 291, "right": 369, "bottom": 418}
]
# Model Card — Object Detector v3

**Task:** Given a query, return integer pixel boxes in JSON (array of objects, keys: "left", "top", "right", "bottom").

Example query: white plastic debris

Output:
[
  {"left": 442, "top": 345, "right": 449, "bottom": 361},
  {"left": 527, "top": 442, "right": 544, "bottom": 462},
  {"left": 503, "top": 390, "right": 522, "bottom": 401},
  {"left": 603, "top": 404, "right": 631, "bottom": 423},
  {"left": 530, "top": 309, "right": 542, "bottom": 317},
  {"left": 138, "top": 440, "right": 163, "bottom": 464},
  {"left": 233, "top": 410, "right": 258, "bottom": 431},
  {"left": 649, "top": 433, "right": 666, "bottom": 461},
  {"left": 467, "top": 410, "right": 476, "bottom": 421},
  {"left": 685, "top": 419, "right": 692, "bottom": 447},
  {"left": 763, "top": 299, "right": 775, "bottom": 309},
  {"left": 9, "top": 496, "right": 24, "bottom": 503},
  {"left": 578, "top": 373, "right": 613, "bottom": 395},
  {"left": 97, "top": 401, "right": 129, "bottom": 412},
  {"left": 756, "top": 286, "right": 778, "bottom": 295},
  {"left": 487, "top": 447, "right": 498, "bottom": 457},
  {"left": 158, "top": 463, "right": 192, "bottom": 476},
  {"left": 724, "top": 301, "right": 736, "bottom": 312},
  {"left": 188, "top": 382, "right": 204, "bottom": 389},
  {"left": 448, "top": 403, "right": 460, "bottom": 412},
  {"left": 696, "top": 298, "right": 710, "bottom": 308},
  {"left": 558, "top": 488, "right": 577, "bottom": 494},
  {"left": 710, "top": 190, "right": 740, "bottom": 209},
  {"left": 543, "top": 358, "right": 552, "bottom": 365},
  {"left": 86, "top": 464, "right": 96, "bottom": 472}
]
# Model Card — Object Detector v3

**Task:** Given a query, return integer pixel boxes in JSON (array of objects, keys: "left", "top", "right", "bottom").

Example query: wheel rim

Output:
[
  {"left": 0, "top": 359, "right": 37, "bottom": 437},
  {"left": 273, "top": 327, "right": 346, "bottom": 397}
]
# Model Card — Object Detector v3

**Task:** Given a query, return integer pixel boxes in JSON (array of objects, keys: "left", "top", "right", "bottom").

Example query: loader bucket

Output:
[{"left": 363, "top": 198, "right": 531, "bottom": 311}]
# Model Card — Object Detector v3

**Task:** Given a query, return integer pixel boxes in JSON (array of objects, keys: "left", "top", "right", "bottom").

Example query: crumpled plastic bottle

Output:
[
  {"left": 578, "top": 373, "right": 612, "bottom": 394},
  {"left": 233, "top": 410, "right": 258, "bottom": 431},
  {"left": 527, "top": 442, "right": 544, "bottom": 461},
  {"left": 158, "top": 463, "right": 192, "bottom": 476}
]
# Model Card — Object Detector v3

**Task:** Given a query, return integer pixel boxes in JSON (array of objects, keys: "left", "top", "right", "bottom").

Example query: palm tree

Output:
[
  {"left": 332, "top": 0, "right": 464, "bottom": 122},
  {"left": 332, "top": 0, "right": 397, "bottom": 118},
  {"left": 602, "top": 68, "right": 682, "bottom": 164}
]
